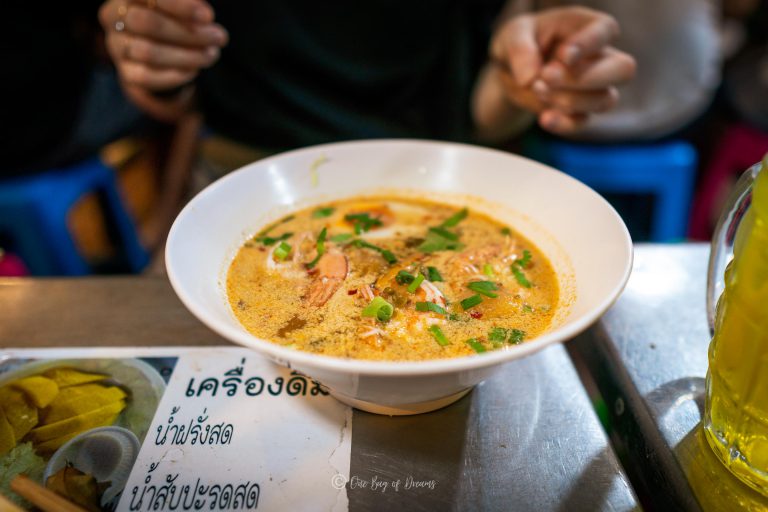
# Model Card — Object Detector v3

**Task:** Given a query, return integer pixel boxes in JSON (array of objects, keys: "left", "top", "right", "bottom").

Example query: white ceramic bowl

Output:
[{"left": 166, "top": 140, "right": 632, "bottom": 414}]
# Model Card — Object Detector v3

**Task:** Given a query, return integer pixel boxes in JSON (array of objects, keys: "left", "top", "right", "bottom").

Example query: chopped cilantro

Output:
[
  {"left": 509, "top": 329, "right": 526, "bottom": 344},
  {"left": 488, "top": 327, "right": 508, "bottom": 342},
  {"left": 488, "top": 327, "right": 526, "bottom": 345}
]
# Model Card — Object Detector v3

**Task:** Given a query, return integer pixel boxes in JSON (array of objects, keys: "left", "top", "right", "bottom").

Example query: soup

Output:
[{"left": 227, "top": 197, "right": 559, "bottom": 361}]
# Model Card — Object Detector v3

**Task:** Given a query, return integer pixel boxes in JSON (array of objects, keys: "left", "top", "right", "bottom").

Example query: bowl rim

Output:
[{"left": 166, "top": 138, "right": 633, "bottom": 376}]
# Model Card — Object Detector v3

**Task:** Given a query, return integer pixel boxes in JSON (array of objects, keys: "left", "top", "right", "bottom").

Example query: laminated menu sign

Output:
[{"left": 0, "top": 347, "right": 352, "bottom": 511}]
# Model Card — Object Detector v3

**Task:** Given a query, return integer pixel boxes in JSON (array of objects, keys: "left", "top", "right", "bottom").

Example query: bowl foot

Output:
[{"left": 329, "top": 387, "right": 473, "bottom": 415}]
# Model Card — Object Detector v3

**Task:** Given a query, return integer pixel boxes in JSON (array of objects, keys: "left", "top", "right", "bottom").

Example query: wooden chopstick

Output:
[
  {"left": 0, "top": 491, "right": 26, "bottom": 512},
  {"left": 10, "top": 475, "right": 87, "bottom": 512}
]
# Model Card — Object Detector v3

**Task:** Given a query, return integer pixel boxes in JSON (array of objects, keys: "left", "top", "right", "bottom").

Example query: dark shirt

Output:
[
  {"left": 200, "top": 1, "right": 503, "bottom": 152},
  {"left": 1, "top": 4, "right": 98, "bottom": 175}
]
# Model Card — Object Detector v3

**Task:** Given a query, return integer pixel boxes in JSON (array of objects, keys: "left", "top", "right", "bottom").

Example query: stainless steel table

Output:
[
  {"left": 572, "top": 244, "right": 768, "bottom": 511},
  {"left": 0, "top": 277, "right": 639, "bottom": 511}
]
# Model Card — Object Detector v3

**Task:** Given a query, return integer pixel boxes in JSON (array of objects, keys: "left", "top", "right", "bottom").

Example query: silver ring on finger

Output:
[{"left": 115, "top": 3, "right": 128, "bottom": 32}]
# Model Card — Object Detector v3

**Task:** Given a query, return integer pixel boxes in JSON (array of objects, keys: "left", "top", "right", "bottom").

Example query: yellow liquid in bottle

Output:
[{"left": 704, "top": 160, "right": 768, "bottom": 495}]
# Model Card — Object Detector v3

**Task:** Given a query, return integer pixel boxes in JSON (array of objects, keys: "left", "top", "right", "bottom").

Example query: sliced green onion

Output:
[
  {"left": 306, "top": 228, "right": 327, "bottom": 269},
  {"left": 448, "top": 313, "right": 461, "bottom": 321},
  {"left": 509, "top": 329, "right": 526, "bottom": 345},
  {"left": 425, "top": 266, "right": 443, "bottom": 282},
  {"left": 511, "top": 266, "right": 531, "bottom": 288},
  {"left": 381, "top": 250, "right": 397, "bottom": 264},
  {"left": 517, "top": 250, "right": 532, "bottom": 268},
  {"left": 466, "top": 338, "right": 486, "bottom": 353},
  {"left": 460, "top": 294, "right": 483, "bottom": 310},
  {"left": 428, "top": 227, "right": 459, "bottom": 241},
  {"left": 345, "top": 213, "right": 382, "bottom": 233},
  {"left": 362, "top": 296, "right": 394, "bottom": 322},
  {"left": 257, "top": 232, "right": 293, "bottom": 246},
  {"left": 415, "top": 302, "right": 447, "bottom": 315},
  {"left": 256, "top": 215, "right": 295, "bottom": 237},
  {"left": 395, "top": 270, "right": 416, "bottom": 285},
  {"left": 510, "top": 250, "right": 533, "bottom": 288},
  {"left": 466, "top": 281, "right": 498, "bottom": 298},
  {"left": 500, "top": 227, "right": 511, "bottom": 236},
  {"left": 482, "top": 264, "right": 494, "bottom": 277},
  {"left": 312, "top": 207, "right": 335, "bottom": 218},
  {"left": 440, "top": 208, "right": 468, "bottom": 228},
  {"left": 522, "top": 304, "right": 533, "bottom": 313},
  {"left": 352, "top": 239, "right": 398, "bottom": 264},
  {"left": 428, "top": 325, "right": 450, "bottom": 346},
  {"left": 488, "top": 327, "right": 508, "bottom": 342},
  {"left": 330, "top": 233, "right": 354, "bottom": 243},
  {"left": 274, "top": 241, "right": 291, "bottom": 261},
  {"left": 407, "top": 273, "right": 425, "bottom": 293}
]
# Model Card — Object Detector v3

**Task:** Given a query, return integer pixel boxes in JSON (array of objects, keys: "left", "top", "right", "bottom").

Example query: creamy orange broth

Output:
[{"left": 226, "top": 197, "right": 559, "bottom": 361}]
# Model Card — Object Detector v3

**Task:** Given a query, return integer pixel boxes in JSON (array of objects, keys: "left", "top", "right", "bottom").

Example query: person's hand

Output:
[
  {"left": 485, "top": 6, "right": 636, "bottom": 136},
  {"left": 98, "top": 0, "right": 228, "bottom": 120}
]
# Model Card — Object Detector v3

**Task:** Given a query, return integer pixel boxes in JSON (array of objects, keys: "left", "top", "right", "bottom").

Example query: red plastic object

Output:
[
  {"left": 689, "top": 123, "right": 768, "bottom": 240},
  {"left": 0, "top": 250, "right": 30, "bottom": 276}
]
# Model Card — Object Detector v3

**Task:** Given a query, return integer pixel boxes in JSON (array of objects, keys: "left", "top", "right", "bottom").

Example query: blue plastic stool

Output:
[
  {"left": 0, "top": 157, "right": 149, "bottom": 275},
  {"left": 526, "top": 140, "right": 697, "bottom": 242}
]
